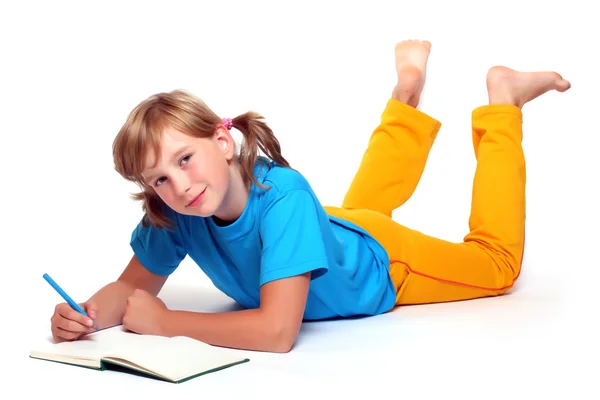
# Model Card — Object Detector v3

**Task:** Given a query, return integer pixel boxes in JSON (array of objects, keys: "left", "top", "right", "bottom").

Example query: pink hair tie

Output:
[{"left": 222, "top": 118, "right": 233, "bottom": 130}]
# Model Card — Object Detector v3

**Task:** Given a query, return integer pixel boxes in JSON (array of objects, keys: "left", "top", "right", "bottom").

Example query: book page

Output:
[
  {"left": 103, "top": 336, "right": 247, "bottom": 381},
  {"left": 31, "top": 327, "right": 247, "bottom": 381},
  {"left": 30, "top": 327, "right": 146, "bottom": 361}
]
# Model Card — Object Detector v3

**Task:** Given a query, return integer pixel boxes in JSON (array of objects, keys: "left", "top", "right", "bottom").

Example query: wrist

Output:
[{"left": 158, "top": 309, "right": 175, "bottom": 337}]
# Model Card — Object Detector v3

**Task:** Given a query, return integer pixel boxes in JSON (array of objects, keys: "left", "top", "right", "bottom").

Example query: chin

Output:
[
  {"left": 181, "top": 201, "right": 219, "bottom": 218},
  {"left": 179, "top": 207, "right": 213, "bottom": 218}
]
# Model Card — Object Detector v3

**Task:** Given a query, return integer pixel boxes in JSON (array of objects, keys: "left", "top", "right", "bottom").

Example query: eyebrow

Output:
[{"left": 143, "top": 145, "right": 191, "bottom": 182}]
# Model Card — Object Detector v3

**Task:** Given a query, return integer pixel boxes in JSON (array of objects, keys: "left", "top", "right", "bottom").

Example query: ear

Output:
[{"left": 214, "top": 126, "right": 236, "bottom": 161}]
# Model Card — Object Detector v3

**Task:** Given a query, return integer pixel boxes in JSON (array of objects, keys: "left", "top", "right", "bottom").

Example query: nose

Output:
[{"left": 172, "top": 172, "right": 191, "bottom": 196}]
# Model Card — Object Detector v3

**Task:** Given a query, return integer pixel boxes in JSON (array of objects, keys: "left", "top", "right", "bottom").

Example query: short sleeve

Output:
[
  {"left": 130, "top": 213, "right": 188, "bottom": 276},
  {"left": 259, "top": 189, "right": 330, "bottom": 286}
]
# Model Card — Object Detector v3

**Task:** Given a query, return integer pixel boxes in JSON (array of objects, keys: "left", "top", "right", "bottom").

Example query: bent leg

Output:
[
  {"left": 342, "top": 40, "right": 440, "bottom": 217},
  {"left": 337, "top": 59, "right": 569, "bottom": 305},
  {"left": 342, "top": 99, "right": 441, "bottom": 216},
  {"left": 330, "top": 103, "right": 526, "bottom": 305},
  {"left": 395, "top": 104, "right": 526, "bottom": 303},
  {"left": 342, "top": 100, "right": 441, "bottom": 217},
  {"left": 390, "top": 64, "right": 570, "bottom": 304},
  {"left": 465, "top": 104, "right": 526, "bottom": 278}
]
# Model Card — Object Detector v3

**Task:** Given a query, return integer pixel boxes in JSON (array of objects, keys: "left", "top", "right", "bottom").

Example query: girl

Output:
[{"left": 49, "top": 40, "right": 570, "bottom": 353}]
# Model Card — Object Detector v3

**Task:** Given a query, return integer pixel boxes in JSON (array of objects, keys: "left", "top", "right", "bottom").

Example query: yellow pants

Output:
[{"left": 325, "top": 99, "right": 525, "bottom": 306}]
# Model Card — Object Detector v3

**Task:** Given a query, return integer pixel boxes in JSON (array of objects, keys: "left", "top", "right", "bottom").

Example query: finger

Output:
[
  {"left": 84, "top": 302, "right": 98, "bottom": 319},
  {"left": 55, "top": 318, "right": 92, "bottom": 334},
  {"left": 52, "top": 331, "right": 67, "bottom": 343},
  {"left": 55, "top": 315, "right": 94, "bottom": 333},
  {"left": 57, "top": 305, "right": 95, "bottom": 328},
  {"left": 54, "top": 326, "right": 84, "bottom": 341}
]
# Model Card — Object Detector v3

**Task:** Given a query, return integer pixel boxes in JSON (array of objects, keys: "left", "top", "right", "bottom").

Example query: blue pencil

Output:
[{"left": 43, "top": 273, "right": 98, "bottom": 331}]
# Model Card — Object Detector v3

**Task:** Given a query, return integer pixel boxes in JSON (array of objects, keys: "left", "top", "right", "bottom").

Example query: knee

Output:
[
  {"left": 467, "top": 240, "right": 522, "bottom": 291},
  {"left": 493, "top": 251, "right": 522, "bottom": 290}
]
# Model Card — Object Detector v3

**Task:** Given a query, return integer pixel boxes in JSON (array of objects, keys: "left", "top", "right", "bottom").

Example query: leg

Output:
[
  {"left": 330, "top": 65, "right": 570, "bottom": 304},
  {"left": 342, "top": 40, "right": 441, "bottom": 217},
  {"left": 395, "top": 66, "right": 570, "bottom": 304}
]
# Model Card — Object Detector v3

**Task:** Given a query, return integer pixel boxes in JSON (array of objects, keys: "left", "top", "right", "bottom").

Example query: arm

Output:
[
  {"left": 159, "top": 272, "right": 311, "bottom": 353},
  {"left": 144, "top": 187, "right": 326, "bottom": 353},
  {"left": 87, "top": 254, "right": 168, "bottom": 329}
]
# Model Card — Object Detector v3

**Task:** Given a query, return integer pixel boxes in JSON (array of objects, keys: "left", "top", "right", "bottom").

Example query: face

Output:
[{"left": 142, "top": 125, "right": 236, "bottom": 218}]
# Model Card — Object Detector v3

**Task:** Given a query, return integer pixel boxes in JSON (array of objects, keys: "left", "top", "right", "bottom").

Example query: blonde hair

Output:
[{"left": 112, "top": 89, "right": 290, "bottom": 229}]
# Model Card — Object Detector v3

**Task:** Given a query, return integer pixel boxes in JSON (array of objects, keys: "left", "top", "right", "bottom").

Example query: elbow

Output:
[
  {"left": 270, "top": 330, "right": 296, "bottom": 353},
  {"left": 266, "top": 322, "right": 298, "bottom": 353}
]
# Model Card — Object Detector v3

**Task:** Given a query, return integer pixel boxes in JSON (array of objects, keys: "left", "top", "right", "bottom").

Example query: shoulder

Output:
[
  {"left": 251, "top": 158, "right": 323, "bottom": 220},
  {"left": 256, "top": 158, "right": 313, "bottom": 196}
]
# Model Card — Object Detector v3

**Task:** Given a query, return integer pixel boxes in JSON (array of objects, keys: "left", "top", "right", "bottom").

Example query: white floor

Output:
[
  {"left": 3, "top": 1, "right": 598, "bottom": 399},
  {"left": 17, "top": 273, "right": 600, "bottom": 398}
]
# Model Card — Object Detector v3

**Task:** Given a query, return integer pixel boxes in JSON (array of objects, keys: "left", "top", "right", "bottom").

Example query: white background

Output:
[{"left": 2, "top": 0, "right": 598, "bottom": 398}]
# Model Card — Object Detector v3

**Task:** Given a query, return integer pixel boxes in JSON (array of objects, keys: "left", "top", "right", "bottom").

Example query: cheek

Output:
[
  {"left": 192, "top": 153, "right": 230, "bottom": 188},
  {"left": 187, "top": 163, "right": 206, "bottom": 182},
  {"left": 154, "top": 187, "right": 176, "bottom": 206},
  {"left": 213, "top": 157, "right": 231, "bottom": 191}
]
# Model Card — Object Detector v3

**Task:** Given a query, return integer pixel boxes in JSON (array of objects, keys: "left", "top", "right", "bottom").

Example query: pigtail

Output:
[
  {"left": 233, "top": 112, "right": 290, "bottom": 189},
  {"left": 132, "top": 189, "right": 174, "bottom": 229}
]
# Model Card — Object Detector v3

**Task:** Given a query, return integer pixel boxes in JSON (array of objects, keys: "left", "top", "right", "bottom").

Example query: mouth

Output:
[{"left": 186, "top": 188, "right": 206, "bottom": 207}]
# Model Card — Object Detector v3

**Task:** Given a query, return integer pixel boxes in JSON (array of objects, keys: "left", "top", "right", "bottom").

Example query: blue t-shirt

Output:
[{"left": 130, "top": 158, "right": 397, "bottom": 320}]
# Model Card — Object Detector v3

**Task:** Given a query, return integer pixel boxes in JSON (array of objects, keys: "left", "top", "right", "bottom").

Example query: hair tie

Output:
[{"left": 222, "top": 118, "right": 233, "bottom": 130}]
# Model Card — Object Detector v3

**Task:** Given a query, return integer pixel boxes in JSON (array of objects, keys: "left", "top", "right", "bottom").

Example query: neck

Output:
[{"left": 213, "top": 162, "right": 249, "bottom": 224}]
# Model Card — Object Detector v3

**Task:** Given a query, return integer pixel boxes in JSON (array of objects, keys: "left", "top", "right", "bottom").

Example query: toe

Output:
[{"left": 555, "top": 79, "right": 571, "bottom": 92}]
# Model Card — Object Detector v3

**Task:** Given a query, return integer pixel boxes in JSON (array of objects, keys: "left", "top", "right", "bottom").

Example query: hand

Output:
[
  {"left": 122, "top": 289, "right": 169, "bottom": 336},
  {"left": 51, "top": 302, "right": 98, "bottom": 343}
]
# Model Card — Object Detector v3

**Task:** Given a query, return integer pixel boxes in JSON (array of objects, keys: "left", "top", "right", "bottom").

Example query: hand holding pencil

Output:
[{"left": 44, "top": 273, "right": 99, "bottom": 343}]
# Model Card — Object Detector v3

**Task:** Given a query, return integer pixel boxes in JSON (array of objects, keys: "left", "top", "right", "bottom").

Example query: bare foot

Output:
[
  {"left": 392, "top": 40, "right": 432, "bottom": 108},
  {"left": 487, "top": 66, "right": 571, "bottom": 108}
]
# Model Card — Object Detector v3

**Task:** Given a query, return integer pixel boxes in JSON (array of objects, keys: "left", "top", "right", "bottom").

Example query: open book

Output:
[{"left": 29, "top": 327, "right": 249, "bottom": 383}]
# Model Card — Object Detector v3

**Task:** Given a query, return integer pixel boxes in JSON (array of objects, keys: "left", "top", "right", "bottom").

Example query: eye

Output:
[
  {"left": 180, "top": 154, "right": 192, "bottom": 165},
  {"left": 155, "top": 177, "right": 166, "bottom": 186}
]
